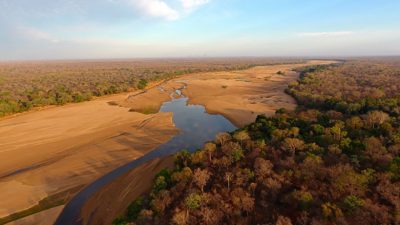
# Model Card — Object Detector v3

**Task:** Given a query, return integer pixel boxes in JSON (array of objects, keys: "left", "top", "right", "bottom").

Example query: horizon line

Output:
[{"left": 1, "top": 55, "right": 400, "bottom": 63}]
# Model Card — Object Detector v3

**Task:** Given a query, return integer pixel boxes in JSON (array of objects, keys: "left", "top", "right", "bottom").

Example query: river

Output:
[{"left": 54, "top": 85, "right": 236, "bottom": 225}]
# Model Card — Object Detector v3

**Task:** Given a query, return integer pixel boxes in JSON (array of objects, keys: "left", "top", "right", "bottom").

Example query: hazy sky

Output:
[{"left": 0, "top": 0, "right": 399, "bottom": 60}]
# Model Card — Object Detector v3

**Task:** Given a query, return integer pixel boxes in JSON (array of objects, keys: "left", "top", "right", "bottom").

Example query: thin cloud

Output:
[
  {"left": 17, "top": 26, "right": 60, "bottom": 43},
  {"left": 297, "top": 31, "right": 354, "bottom": 37},
  {"left": 133, "top": 0, "right": 180, "bottom": 20},
  {"left": 180, "top": 0, "right": 211, "bottom": 11},
  {"left": 126, "top": 0, "right": 211, "bottom": 20}
]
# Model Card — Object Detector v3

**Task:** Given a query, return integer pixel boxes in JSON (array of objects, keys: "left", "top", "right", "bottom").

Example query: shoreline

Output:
[{"left": 0, "top": 78, "right": 170, "bottom": 122}]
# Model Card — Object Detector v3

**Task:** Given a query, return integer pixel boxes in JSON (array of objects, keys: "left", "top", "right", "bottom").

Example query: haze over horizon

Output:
[{"left": 1, "top": 0, "right": 399, "bottom": 60}]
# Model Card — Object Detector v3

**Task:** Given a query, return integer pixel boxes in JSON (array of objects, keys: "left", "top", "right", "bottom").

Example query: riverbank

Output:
[
  {"left": 80, "top": 156, "right": 175, "bottom": 225},
  {"left": 0, "top": 60, "right": 337, "bottom": 224},
  {"left": 0, "top": 91, "right": 179, "bottom": 219}
]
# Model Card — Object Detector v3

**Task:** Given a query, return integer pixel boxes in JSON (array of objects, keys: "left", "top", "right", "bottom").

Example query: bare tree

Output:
[
  {"left": 225, "top": 172, "right": 233, "bottom": 190},
  {"left": 193, "top": 168, "right": 212, "bottom": 192}
]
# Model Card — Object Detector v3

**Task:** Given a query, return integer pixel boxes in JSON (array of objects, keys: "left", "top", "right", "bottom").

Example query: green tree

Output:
[
  {"left": 342, "top": 195, "right": 364, "bottom": 214},
  {"left": 137, "top": 79, "right": 148, "bottom": 89},
  {"left": 185, "top": 194, "right": 202, "bottom": 218}
]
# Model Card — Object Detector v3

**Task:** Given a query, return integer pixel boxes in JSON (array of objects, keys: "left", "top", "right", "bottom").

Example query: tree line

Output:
[{"left": 0, "top": 59, "right": 304, "bottom": 117}]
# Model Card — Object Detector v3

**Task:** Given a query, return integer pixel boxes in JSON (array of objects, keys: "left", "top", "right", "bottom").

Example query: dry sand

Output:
[
  {"left": 0, "top": 60, "right": 337, "bottom": 224},
  {"left": 0, "top": 91, "right": 178, "bottom": 218},
  {"left": 80, "top": 156, "right": 175, "bottom": 225},
  {"left": 121, "top": 60, "right": 338, "bottom": 127},
  {"left": 184, "top": 60, "right": 338, "bottom": 127}
]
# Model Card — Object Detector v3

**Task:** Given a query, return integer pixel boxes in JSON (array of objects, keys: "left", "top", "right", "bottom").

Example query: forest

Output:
[
  {"left": 0, "top": 58, "right": 301, "bottom": 117},
  {"left": 113, "top": 59, "right": 400, "bottom": 225}
]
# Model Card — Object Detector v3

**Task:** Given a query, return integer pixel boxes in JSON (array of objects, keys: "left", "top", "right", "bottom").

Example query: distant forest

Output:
[
  {"left": 114, "top": 59, "right": 400, "bottom": 225},
  {"left": 0, "top": 58, "right": 304, "bottom": 117}
]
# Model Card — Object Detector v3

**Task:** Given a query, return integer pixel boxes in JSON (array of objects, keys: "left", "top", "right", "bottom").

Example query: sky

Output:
[{"left": 0, "top": 0, "right": 399, "bottom": 60}]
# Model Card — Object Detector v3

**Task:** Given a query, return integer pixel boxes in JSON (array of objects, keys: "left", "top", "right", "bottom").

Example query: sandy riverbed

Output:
[
  {"left": 0, "top": 60, "right": 337, "bottom": 224},
  {"left": 121, "top": 60, "right": 338, "bottom": 127},
  {"left": 0, "top": 92, "right": 179, "bottom": 219}
]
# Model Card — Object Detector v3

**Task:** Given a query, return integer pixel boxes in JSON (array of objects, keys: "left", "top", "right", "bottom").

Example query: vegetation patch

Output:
[{"left": 130, "top": 106, "right": 159, "bottom": 115}]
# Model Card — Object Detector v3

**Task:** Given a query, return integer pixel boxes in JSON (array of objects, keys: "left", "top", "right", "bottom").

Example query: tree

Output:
[
  {"left": 215, "top": 132, "right": 231, "bottom": 145},
  {"left": 241, "top": 193, "right": 255, "bottom": 215},
  {"left": 200, "top": 207, "right": 214, "bottom": 225},
  {"left": 230, "top": 187, "right": 255, "bottom": 215},
  {"left": 137, "top": 209, "right": 153, "bottom": 223},
  {"left": 175, "top": 150, "right": 192, "bottom": 168},
  {"left": 346, "top": 116, "right": 364, "bottom": 129},
  {"left": 370, "top": 88, "right": 385, "bottom": 98},
  {"left": 230, "top": 147, "right": 244, "bottom": 163},
  {"left": 126, "top": 196, "right": 144, "bottom": 221},
  {"left": 172, "top": 167, "right": 193, "bottom": 183},
  {"left": 292, "top": 190, "right": 313, "bottom": 210},
  {"left": 388, "top": 157, "right": 400, "bottom": 180},
  {"left": 342, "top": 195, "right": 365, "bottom": 214},
  {"left": 330, "top": 123, "right": 347, "bottom": 141},
  {"left": 172, "top": 209, "right": 188, "bottom": 225},
  {"left": 254, "top": 158, "right": 273, "bottom": 180},
  {"left": 152, "top": 190, "right": 172, "bottom": 214},
  {"left": 281, "top": 138, "right": 304, "bottom": 153},
  {"left": 193, "top": 168, "right": 211, "bottom": 192},
  {"left": 364, "top": 111, "right": 389, "bottom": 128},
  {"left": 321, "top": 202, "right": 343, "bottom": 220},
  {"left": 275, "top": 216, "right": 293, "bottom": 225},
  {"left": 185, "top": 194, "right": 202, "bottom": 218},
  {"left": 233, "top": 130, "right": 250, "bottom": 146},
  {"left": 112, "top": 216, "right": 127, "bottom": 225},
  {"left": 299, "top": 155, "right": 323, "bottom": 181},
  {"left": 137, "top": 79, "right": 148, "bottom": 89},
  {"left": 204, "top": 142, "right": 217, "bottom": 162},
  {"left": 289, "top": 127, "right": 300, "bottom": 137},
  {"left": 225, "top": 172, "right": 233, "bottom": 190},
  {"left": 154, "top": 176, "right": 167, "bottom": 192},
  {"left": 191, "top": 150, "right": 206, "bottom": 165}
]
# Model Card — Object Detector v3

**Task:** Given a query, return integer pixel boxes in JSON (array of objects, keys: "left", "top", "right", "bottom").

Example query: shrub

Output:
[
  {"left": 126, "top": 197, "right": 144, "bottom": 221},
  {"left": 137, "top": 79, "right": 148, "bottom": 89},
  {"left": 342, "top": 195, "right": 364, "bottom": 214}
]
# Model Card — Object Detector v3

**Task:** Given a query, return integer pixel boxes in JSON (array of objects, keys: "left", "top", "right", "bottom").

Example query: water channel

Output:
[{"left": 55, "top": 85, "right": 237, "bottom": 225}]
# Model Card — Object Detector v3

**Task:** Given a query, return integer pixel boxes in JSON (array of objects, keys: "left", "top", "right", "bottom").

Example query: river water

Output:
[{"left": 55, "top": 87, "right": 236, "bottom": 225}]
